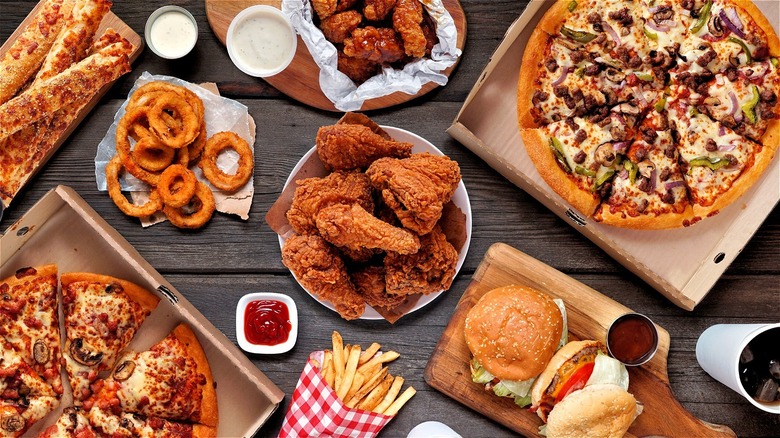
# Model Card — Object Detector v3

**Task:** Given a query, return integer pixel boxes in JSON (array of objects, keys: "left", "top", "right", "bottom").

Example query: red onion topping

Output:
[
  {"left": 645, "top": 20, "right": 670, "bottom": 33},
  {"left": 612, "top": 141, "right": 630, "bottom": 152},
  {"left": 721, "top": 8, "right": 745, "bottom": 38},
  {"left": 719, "top": 125, "right": 727, "bottom": 136},
  {"left": 632, "top": 87, "right": 648, "bottom": 106},
  {"left": 665, "top": 180, "right": 685, "bottom": 190},
  {"left": 648, "top": 169, "right": 657, "bottom": 192},
  {"left": 602, "top": 22, "right": 621, "bottom": 46},
  {"left": 552, "top": 66, "right": 573, "bottom": 87},
  {"left": 745, "top": 62, "right": 770, "bottom": 80},
  {"left": 729, "top": 91, "right": 740, "bottom": 115},
  {"left": 619, "top": 169, "right": 629, "bottom": 179},
  {"left": 718, "top": 143, "right": 737, "bottom": 152}
]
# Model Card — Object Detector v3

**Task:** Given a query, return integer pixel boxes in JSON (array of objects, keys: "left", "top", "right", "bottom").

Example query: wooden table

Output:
[{"left": 2, "top": 1, "right": 778, "bottom": 436}]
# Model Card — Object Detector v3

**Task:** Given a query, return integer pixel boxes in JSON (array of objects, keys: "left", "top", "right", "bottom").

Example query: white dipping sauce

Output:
[
  {"left": 231, "top": 12, "right": 295, "bottom": 74},
  {"left": 150, "top": 10, "right": 197, "bottom": 59}
]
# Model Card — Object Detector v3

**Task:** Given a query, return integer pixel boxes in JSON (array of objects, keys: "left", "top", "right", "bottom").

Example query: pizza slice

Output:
[
  {"left": 37, "top": 407, "right": 97, "bottom": 438},
  {"left": 668, "top": 99, "right": 777, "bottom": 217},
  {"left": 59, "top": 273, "right": 160, "bottom": 404},
  {"left": 0, "top": 346, "right": 59, "bottom": 437},
  {"left": 594, "top": 112, "right": 695, "bottom": 228},
  {"left": 86, "top": 406, "right": 215, "bottom": 438},
  {"left": 84, "top": 323, "right": 217, "bottom": 428},
  {"left": 0, "top": 265, "right": 63, "bottom": 395}
]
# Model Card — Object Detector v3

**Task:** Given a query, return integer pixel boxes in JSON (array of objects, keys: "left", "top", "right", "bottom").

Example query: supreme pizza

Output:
[
  {"left": 518, "top": 0, "right": 779, "bottom": 228},
  {"left": 0, "top": 266, "right": 218, "bottom": 437}
]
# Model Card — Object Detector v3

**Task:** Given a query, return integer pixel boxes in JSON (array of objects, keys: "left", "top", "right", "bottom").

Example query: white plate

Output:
[{"left": 279, "top": 126, "right": 472, "bottom": 320}]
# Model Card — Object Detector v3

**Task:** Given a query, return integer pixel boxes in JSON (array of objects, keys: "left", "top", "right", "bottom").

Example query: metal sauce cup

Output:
[{"left": 606, "top": 313, "right": 659, "bottom": 366}]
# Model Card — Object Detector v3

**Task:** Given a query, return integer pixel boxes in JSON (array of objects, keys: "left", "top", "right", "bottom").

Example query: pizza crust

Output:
[
  {"left": 517, "top": 28, "right": 550, "bottom": 129},
  {"left": 535, "top": 0, "right": 572, "bottom": 37},
  {"left": 172, "top": 323, "right": 219, "bottom": 429},
  {"left": 60, "top": 272, "right": 160, "bottom": 313},
  {"left": 520, "top": 128, "right": 601, "bottom": 216},
  {"left": 193, "top": 424, "right": 217, "bottom": 438},
  {"left": 594, "top": 204, "right": 695, "bottom": 229},
  {"left": 0, "top": 264, "right": 57, "bottom": 287},
  {"left": 761, "top": 118, "right": 780, "bottom": 153},
  {"left": 733, "top": 0, "right": 780, "bottom": 57}
]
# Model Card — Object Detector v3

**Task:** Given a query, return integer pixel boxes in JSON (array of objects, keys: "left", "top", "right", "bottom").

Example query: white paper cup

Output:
[
  {"left": 407, "top": 421, "right": 462, "bottom": 438},
  {"left": 696, "top": 323, "right": 780, "bottom": 413}
]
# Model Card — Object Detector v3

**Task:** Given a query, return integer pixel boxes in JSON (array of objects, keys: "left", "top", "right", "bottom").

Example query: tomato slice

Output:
[{"left": 555, "top": 362, "right": 595, "bottom": 403}]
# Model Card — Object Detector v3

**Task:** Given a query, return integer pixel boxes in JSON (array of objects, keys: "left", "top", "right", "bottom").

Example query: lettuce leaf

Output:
[
  {"left": 553, "top": 298, "right": 568, "bottom": 349},
  {"left": 584, "top": 353, "right": 629, "bottom": 390},
  {"left": 470, "top": 358, "right": 495, "bottom": 384}
]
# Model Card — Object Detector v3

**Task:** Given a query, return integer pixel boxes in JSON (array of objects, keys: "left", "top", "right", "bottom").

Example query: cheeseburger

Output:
[{"left": 464, "top": 285, "right": 567, "bottom": 407}]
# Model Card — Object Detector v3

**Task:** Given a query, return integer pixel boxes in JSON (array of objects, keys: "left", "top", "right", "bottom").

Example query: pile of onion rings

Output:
[{"left": 105, "top": 81, "right": 254, "bottom": 229}]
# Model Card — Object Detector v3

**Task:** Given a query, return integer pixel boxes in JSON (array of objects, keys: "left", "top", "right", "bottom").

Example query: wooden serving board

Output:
[
  {"left": 205, "top": 0, "right": 466, "bottom": 112},
  {"left": 424, "top": 243, "right": 736, "bottom": 438},
  {"left": 0, "top": 1, "right": 142, "bottom": 207}
]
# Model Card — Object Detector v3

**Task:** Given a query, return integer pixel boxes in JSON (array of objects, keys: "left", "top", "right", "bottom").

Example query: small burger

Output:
[
  {"left": 530, "top": 340, "right": 642, "bottom": 438},
  {"left": 464, "top": 285, "right": 567, "bottom": 407}
]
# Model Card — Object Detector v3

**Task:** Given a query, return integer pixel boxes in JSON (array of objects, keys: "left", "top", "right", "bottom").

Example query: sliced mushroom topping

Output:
[
  {"left": 64, "top": 407, "right": 79, "bottom": 431},
  {"left": 605, "top": 68, "right": 626, "bottom": 83},
  {"left": 33, "top": 339, "right": 49, "bottom": 364},
  {"left": 708, "top": 14, "right": 724, "bottom": 38},
  {"left": 703, "top": 96, "right": 722, "bottom": 107},
  {"left": 1, "top": 414, "right": 24, "bottom": 433},
  {"left": 638, "top": 160, "right": 656, "bottom": 178},
  {"left": 69, "top": 338, "right": 103, "bottom": 367},
  {"left": 653, "top": 6, "right": 674, "bottom": 23},
  {"left": 17, "top": 384, "right": 30, "bottom": 397},
  {"left": 104, "top": 282, "right": 123, "bottom": 294},
  {"left": 595, "top": 144, "right": 617, "bottom": 167},
  {"left": 113, "top": 360, "right": 136, "bottom": 381},
  {"left": 616, "top": 103, "right": 640, "bottom": 115}
]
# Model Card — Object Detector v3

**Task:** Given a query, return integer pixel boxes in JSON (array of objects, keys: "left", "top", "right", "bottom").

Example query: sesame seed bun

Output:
[
  {"left": 544, "top": 384, "right": 639, "bottom": 438},
  {"left": 463, "top": 285, "right": 564, "bottom": 382}
]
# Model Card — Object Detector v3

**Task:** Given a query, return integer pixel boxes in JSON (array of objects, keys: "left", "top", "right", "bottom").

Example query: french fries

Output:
[{"left": 318, "top": 331, "right": 416, "bottom": 416}]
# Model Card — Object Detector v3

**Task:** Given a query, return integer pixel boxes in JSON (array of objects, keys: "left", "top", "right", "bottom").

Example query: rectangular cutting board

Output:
[{"left": 424, "top": 242, "right": 736, "bottom": 437}]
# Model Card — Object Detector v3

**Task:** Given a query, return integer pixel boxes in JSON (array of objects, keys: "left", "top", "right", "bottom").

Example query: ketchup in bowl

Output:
[
  {"left": 607, "top": 313, "right": 659, "bottom": 366},
  {"left": 244, "top": 299, "right": 291, "bottom": 346}
]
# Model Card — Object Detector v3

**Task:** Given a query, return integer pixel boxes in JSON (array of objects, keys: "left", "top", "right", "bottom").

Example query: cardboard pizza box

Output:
[
  {"left": 447, "top": 0, "right": 780, "bottom": 310},
  {"left": 0, "top": 186, "right": 284, "bottom": 436}
]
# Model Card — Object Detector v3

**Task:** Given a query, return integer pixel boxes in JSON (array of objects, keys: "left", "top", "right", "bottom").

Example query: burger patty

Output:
[{"left": 544, "top": 345, "right": 603, "bottom": 397}]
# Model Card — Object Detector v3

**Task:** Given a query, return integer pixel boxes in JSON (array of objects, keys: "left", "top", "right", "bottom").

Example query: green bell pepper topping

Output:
[
  {"left": 624, "top": 160, "right": 638, "bottom": 184},
  {"left": 568, "top": 1, "right": 578, "bottom": 12},
  {"left": 690, "top": 0, "right": 712, "bottom": 34},
  {"left": 575, "top": 67, "right": 585, "bottom": 77},
  {"left": 593, "top": 170, "right": 615, "bottom": 191},
  {"left": 772, "top": 58, "right": 780, "bottom": 68},
  {"left": 549, "top": 137, "right": 572, "bottom": 173},
  {"left": 688, "top": 106, "right": 699, "bottom": 117},
  {"left": 728, "top": 36, "right": 753, "bottom": 64},
  {"left": 654, "top": 96, "right": 667, "bottom": 113},
  {"left": 575, "top": 166, "right": 597, "bottom": 178},
  {"left": 560, "top": 26, "right": 597, "bottom": 43},
  {"left": 689, "top": 156, "right": 731, "bottom": 171},
  {"left": 643, "top": 26, "right": 658, "bottom": 41},
  {"left": 741, "top": 85, "right": 760, "bottom": 124},
  {"left": 635, "top": 72, "right": 654, "bottom": 82}
]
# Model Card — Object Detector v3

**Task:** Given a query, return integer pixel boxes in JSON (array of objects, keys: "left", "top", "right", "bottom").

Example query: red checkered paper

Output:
[{"left": 279, "top": 357, "right": 392, "bottom": 437}]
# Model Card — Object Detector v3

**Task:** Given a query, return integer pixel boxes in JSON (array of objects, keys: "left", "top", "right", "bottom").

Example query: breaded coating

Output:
[
  {"left": 321, "top": 10, "right": 363, "bottom": 43},
  {"left": 311, "top": 0, "right": 338, "bottom": 20},
  {"left": 315, "top": 203, "right": 421, "bottom": 254},
  {"left": 343, "top": 26, "right": 406, "bottom": 64},
  {"left": 316, "top": 123, "right": 413, "bottom": 171},
  {"left": 351, "top": 265, "right": 406, "bottom": 310},
  {"left": 393, "top": 0, "right": 426, "bottom": 58},
  {"left": 363, "top": 0, "right": 396, "bottom": 21},
  {"left": 282, "top": 234, "right": 365, "bottom": 320},
  {"left": 287, "top": 171, "right": 374, "bottom": 235},
  {"left": 337, "top": 51, "right": 380, "bottom": 84},
  {"left": 385, "top": 225, "right": 458, "bottom": 296}
]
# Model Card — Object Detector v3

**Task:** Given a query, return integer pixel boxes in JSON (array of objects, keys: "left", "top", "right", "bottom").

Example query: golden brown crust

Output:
[
  {"left": 1, "top": 264, "right": 58, "bottom": 287},
  {"left": 762, "top": 119, "right": 780, "bottom": 153},
  {"left": 520, "top": 128, "right": 600, "bottom": 216},
  {"left": 517, "top": 28, "right": 550, "bottom": 129},
  {"left": 733, "top": 0, "right": 780, "bottom": 57},
  {"left": 193, "top": 424, "right": 217, "bottom": 438},
  {"left": 172, "top": 323, "right": 218, "bottom": 429},
  {"left": 60, "top": 272, "right": 161, "bottom": 313},
  {"left": 536, "top": 0, "right": 571, "bottom": 36},
  {"left": 593, "top": 204, "right": 695, "bottom": 230}
]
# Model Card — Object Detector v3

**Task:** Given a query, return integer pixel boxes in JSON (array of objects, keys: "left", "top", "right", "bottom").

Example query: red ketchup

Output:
[
  {"left": 244, "top": 300, "right": 291, "bottom": 346},
  {"left": 607, "top": 313, "right": 658, "bottom": 366}
]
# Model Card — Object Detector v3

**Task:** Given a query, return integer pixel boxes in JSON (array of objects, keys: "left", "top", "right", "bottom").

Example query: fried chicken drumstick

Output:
[
  {"left": 316, "top": 124, "right": 413, "bottom": 171},
  {"left": 315, "top": 203, "right": 421, "bottom": 254},
  {"left": 287, "top": 171, "right": 374, "bottom": 235}
]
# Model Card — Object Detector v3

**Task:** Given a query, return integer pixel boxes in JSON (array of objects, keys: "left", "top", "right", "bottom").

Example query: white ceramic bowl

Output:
[
  {"left": 226, "top": 5, "right": 297, "bottom": 77},
  {"left": 235, "top": 292, "right": 298, "bottom": 354},
  {"left": 144, "top": 6, "right": 198, "bottom": 59}
]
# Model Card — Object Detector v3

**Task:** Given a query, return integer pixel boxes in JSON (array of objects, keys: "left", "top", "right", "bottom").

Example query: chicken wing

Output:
[
  {"left": 287, "top": 171, "right": 374, "bottom": 235},
  {"left": 320, "top": 10, "right": 362, "bottom": 44},
  {"left": 392, "top": 0, "right": 426, "bottom": 58},
  {"left": 384, "top": 225, "right": 458, "bottom": 296},
  {"left": 312, "top": 0, "right": 337, "bottom": 20},
  {"left": 315, "top": 203, "right": 421, "bottom": 254},
  {"left": 316, "top": 123, "right": 413, "bottom": 171},
  {"left": 282, "top": 234, "right": 365, "bottom": 320},
  {"left": 336, "top": 0, "right": 361, "bottom": 12},
  {"left": 351, "top": 265, "right": 406, "bottom": 310},
  {"left": 363, "top": 0, "right": 396, "bottom": 21},
  {"left": 343, "top": 26, "right": 405, "bottom": 64},
  {"left": 337, "top": 51, "right": 380, "bottom": 84},
  {"left": 366, "top": 153, "right": 461, "bottom": 235}
]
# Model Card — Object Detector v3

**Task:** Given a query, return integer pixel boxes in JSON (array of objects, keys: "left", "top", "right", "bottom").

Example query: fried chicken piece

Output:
[
  {"left": 282, "top": 234, "right": 365, "bottom": 320},
  {"left": 320, "top": 10, "right": 363, "bottom": 44},
  {"left": 287, "top": 171, "right": 374, "bottom": 235},
  {"left": 316, "top": 124, "right": 413, "bottom": 171},
  {"left": 336, "top": 0, "right": 361, "bottom": 12},
  {"left": 392, "top": 0, "right": 426, "bottom": 58},
  {"left": 366, "top": 153, "right": 461, "bottom": 235},
  {"left": 343, "top": 26, "right": 406, "bottom": 64},
  {"left": 351, "top": 265, "right": 406, "bottom": 310},
  {"left": 337, "top": 51, "right": 380, "bottom": 84},
  {"left": 312, "top": 0, "right": 338, "bottom": 20},
  {"left": 385, "top": 225, "right": 458, "bottom": 296},
  {"left": 421, "top": 10, "right": 438, "bottom": 56},
  {"left": 316, "top": 203, "right": 421, "bottom": 254},
  {"left": 363, "top": 0, "right": 396, "bottom": 20}
]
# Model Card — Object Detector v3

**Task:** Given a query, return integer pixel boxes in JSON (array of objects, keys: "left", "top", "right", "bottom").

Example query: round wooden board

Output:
[{"left": 205, "top": 0, "right": 467, "bottom": 112}]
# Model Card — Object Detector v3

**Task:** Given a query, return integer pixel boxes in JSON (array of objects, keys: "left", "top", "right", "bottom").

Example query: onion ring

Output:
[
  {"left": 132, "top": 137, "right": 175, "bottom": 172},
  {"left": 158, "top": 164, "right": 197, "bottom": 208},
  {"left": 163, "top": 181, "right": 215, "bottom": 229},
  {"left": 187, "top": 123, "right": 207, "bottom": 165},
  {"left": 106, "top": 156, "right": 163, "bottom": 217},
  {"left": 128, "top": 81, "right": 205, "bottom": 123},
  {"left": 199, "top": 131, "right": 254, "bottom": 192},
  {"left": 148, "top": 94, "right": 200, "bottom": 148},
  {"left": 116, "top": 107, "right": 164, "bottom": 185}
]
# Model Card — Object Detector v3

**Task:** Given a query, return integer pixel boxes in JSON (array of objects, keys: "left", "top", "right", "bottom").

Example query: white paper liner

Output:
[
  {"left": 94, "top": 72, "right": 255, "bottom": 224},
  {"left": 282, "top": 0, "right": 461, "bottom": 112}
]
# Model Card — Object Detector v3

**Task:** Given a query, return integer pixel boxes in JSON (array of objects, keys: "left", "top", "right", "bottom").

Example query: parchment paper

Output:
[{"left": 282, "top": 0, "right": 462, "bottom": 112}]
